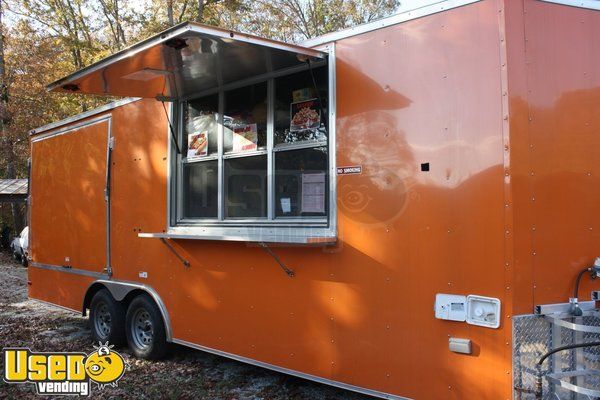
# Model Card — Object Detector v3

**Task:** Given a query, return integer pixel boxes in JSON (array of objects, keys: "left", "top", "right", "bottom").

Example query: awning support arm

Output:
[
  {"left": 160, "top": 238, "right": 190, "bottom": 268},
  {"left": 259, "top": 242, "right": 295, "bottom": 278},
  {"left": 161, "top": 101, "right": 182, "bottom": 154}
]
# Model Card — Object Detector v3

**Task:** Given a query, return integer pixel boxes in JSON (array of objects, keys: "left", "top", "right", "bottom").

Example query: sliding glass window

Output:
[{"left": 175, "top": 64, "right": 329, "bottom": 226}]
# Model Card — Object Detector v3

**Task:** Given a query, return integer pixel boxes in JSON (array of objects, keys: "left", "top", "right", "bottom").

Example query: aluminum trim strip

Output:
[
  {"left": 170, "top": 338, "right": 411, "bottom": 400},
  {"left": 538, "top": 0, "right": 600, "bottom": 10},
  {"left": 302, "top": 0, "right": 482, "bottom": 47},
  {"left": 222, "top": 149, "right": 268, "bottom": 159},
  {"left": 30, "top": 114, "right": 112, "bottom": 143},
  {"left": 273, "top": 140, "right": 327, "bottom": 152},
  {"left": 534, "top": 301, "right": 596, "bottom": 315},
  {"left": 327, "top": 43, "right": 337, "bottom": 238},
  {"left": 138, "top": 231, "right": 337, "bottom": 244},
  {"left": 175, "top": 217, "right": 328, "bottom": 225},
  {"left": 183, "top": 154, "right": 219, "bottom": 163},
  {"left": 29, "top": 262, "right": 108, "bottom": 279},
  {"left": 266, "top": 78, "right": 275, "bottom": 220},
  {"left": 217, "top": 88, "right": 225, "bottom": 221},
  {"left": 29, "top": 98, "right": 139, "bottom": 136},
  {"left": 546, "top": 370, "right": 600, "bottom": 397},
  {"left": 105, "top": 119, "right": 113, "bottom": 277},
  {"left": 167, "top": 103, "right": 174, "bottom": 228},
  {"left": 543, "top": 314, "right": 600, "bottom": 334}
]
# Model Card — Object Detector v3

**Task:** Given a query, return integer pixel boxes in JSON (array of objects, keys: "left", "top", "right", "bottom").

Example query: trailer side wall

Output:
[{"left": 29, "top": 1, "right": 514, "bottom": 399}]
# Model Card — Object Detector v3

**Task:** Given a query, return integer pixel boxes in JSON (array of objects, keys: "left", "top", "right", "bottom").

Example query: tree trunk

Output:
[
  {"left": 0, "top": 3, "right": 24, "bottom": 234},
  {"left": 115, "top": 0, "right": 127, "bottom": 47},
  {"left": 198, "top": 0, "right": 204, "bottom": 22},
  {"left": 167, "top": 0, "right": 174, "bottom": 26}
]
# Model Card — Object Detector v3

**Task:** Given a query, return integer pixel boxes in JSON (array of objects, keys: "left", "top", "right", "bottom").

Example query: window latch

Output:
[
  {"left": 259, "top": 242, "right": 295, "bottom": 278},
  {"left": 160, "top": 238, "right": 190, "bottom": 268}
]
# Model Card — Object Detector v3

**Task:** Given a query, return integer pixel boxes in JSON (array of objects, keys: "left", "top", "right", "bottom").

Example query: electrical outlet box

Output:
[
  {"left": 466, "top": 295, "right": 501, "bottom": 329},
  {"left": 435, "top": 294, "right": 467, "bottom": 321}
]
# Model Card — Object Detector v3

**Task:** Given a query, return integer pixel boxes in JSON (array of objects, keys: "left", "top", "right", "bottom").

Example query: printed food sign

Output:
[
  {"left": 232, "top": 123, "right": 258, "bottom": 152},
  {"left": 290, "top": 99, "right": 320, "bottom": 132},
  {"left": 187, "top": 131, "right": 208, "bottom": 159}
]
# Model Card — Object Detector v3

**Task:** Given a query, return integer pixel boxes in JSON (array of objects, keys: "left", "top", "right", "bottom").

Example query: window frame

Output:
[{"left": 166, "top": 44, "right": 337, "bottom": 243}]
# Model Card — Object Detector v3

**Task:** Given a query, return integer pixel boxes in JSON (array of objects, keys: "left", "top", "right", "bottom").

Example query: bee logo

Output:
[{"left": 84, "top": 343, "right": 127, "bottom": 389}]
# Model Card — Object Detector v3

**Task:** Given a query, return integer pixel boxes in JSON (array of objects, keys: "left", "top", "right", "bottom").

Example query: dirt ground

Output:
[{"left": 0, "top": 253, "right": 369, "bottom": 399}]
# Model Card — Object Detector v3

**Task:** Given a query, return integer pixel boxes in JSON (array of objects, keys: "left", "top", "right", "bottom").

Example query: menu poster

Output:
[
  {"left": 290, "top": 99, "right": 321, "bottom": 132},
  {"left": 301, "top": 173, "right": 325, "bottom": 213},
  {"left": 280, "top": 197, "right": 291, "bottom": 214},
  {"left": 187, "top": 131, "right": 208, "bottom": 159},
  {"left": 232, "top": 123, "right": 258, "bottom": 152}
]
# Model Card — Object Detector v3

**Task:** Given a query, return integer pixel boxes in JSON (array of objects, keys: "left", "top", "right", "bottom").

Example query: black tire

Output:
[
  {"left": 89, "top": 289, "right": 126, "bottom": 345},
  {"left": 125, "top": 294, "right": 167, "bottom": 359}
]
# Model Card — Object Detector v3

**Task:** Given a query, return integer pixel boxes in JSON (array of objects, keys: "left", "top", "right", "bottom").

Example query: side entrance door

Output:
[{"left": 30, "top": 115, "right": 112, "bottom": 276}]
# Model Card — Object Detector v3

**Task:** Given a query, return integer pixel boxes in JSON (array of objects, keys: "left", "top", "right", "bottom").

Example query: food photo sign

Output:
[
  {"left": 290, "top": 99, "right": 320, "bottom": 132},
  {"left": 187, "top": 131, "right": 208, "bottom": 159},
  {"left": 232, "top": 123, "right": 258, "bottom": 152}
]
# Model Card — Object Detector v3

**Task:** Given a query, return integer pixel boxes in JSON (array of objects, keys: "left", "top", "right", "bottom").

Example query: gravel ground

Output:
[{"left": 0, "top": 253, "right": 370, "bottom": 399}]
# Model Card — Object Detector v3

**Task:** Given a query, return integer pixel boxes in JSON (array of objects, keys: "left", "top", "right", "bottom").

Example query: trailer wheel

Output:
[
  {"left": 125, "top": 295, "right": 167, "bottom": 359},
  {"left": 89, "top": 289, "right": 126, "bottom": 345}
]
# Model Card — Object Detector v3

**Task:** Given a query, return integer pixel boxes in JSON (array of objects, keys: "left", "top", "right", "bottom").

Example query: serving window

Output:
[
  {"left": 172, "top": 60, "right": 334, "bottom": 241},
  {"left": 45, "top": 22, "right": 336, "bottom": 242}
]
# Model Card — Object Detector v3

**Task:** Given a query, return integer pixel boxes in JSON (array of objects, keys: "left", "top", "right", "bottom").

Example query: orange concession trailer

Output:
[{"left": 27, "top": 1, "right": 600, "bottom": 398}]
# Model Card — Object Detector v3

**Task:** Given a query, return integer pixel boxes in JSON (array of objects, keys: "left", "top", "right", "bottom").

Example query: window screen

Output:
[
  {"left": 182, "top": 160, "right": 218, "bottom": 218},
  {"left": 224, "top": 155, "right": 267, "bottom": 218}
]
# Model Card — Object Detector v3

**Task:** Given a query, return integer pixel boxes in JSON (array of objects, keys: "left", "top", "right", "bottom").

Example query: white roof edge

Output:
[
  {"left": 29, "top": 97, "right": 141, "bottom": 136},
  {"left": 538, "top": 0, "right": 600, "bottom": 10},
  {"left": 302, "top": 0, "right": 599, "bottom": 48},
  {"left": 302, "top": 0, "right": 482, "bottom": 48}
]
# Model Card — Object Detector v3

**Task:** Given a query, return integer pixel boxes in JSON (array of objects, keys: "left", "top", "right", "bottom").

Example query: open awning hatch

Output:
[{"left": 48, "top": 22, "right": 326, "bottom": 100}]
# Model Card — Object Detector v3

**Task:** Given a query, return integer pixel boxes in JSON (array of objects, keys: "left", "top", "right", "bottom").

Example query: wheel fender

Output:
[{"left": 82, "top": 279, "right": 173, "bottom": 341}]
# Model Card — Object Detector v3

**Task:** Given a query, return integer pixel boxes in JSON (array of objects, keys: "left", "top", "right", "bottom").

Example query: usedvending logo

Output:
[{"left": 3, "top": 342, "right": 127, "bottom": 396}]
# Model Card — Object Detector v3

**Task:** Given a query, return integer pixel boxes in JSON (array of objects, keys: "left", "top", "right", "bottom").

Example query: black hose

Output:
[
  {"left": 535, "top": 341, "right": 600, "bottom": 399},
  {"left": 538, "top": 341, "right": 600, "bottom": 366},
  {"left": 573, "top": 267, "right": 592, "bottom": 299}
]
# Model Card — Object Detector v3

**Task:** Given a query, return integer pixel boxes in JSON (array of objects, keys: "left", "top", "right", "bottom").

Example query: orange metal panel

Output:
[
  {"left": 28, "top": 267, "right": 93, "bottom": 312},
  {"left": 332, "top": 1, "right": 509, "bottom": 397},
  {"left": 506, "top": 0, "right": 600, "bottom": 312},
  {"left": 30, "top": 118, "right": 109, "bottom": 271}
]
